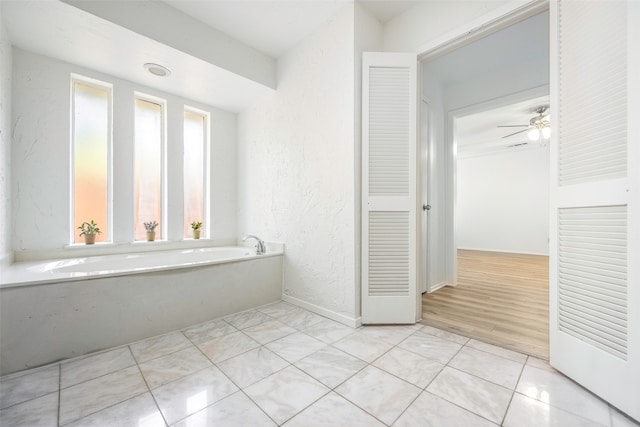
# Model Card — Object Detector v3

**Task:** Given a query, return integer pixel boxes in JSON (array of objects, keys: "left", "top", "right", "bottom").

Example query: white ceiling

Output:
[
  {"left": 3, "top": 0, "right": 275, "bottom": 112},
  {"left": 456, "top": 95, "right": 551, "bottom": 155},
  {"left": 161, "top": 0, "right": 418, "bottom": 58},
  {"left": 426, "top": 11, "right": 549, "bottom": 88},
  {"left": 3, "top": 0, "right": 419, "bottom": 112},
  {"left": 5, "top": 0, "right": 549, "bottom": 136},
  {"left": 425, "top": 11, "right": 550, "bottom": 156}
]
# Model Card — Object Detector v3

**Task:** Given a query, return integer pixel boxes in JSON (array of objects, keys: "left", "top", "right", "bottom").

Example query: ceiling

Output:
[
  {"left": 162, "top": 0, "right": 418, "bottom": 58},
  {"left": 424, "top": 11, "right": 550, "bottom": 156},
  {"left": 425, "top": 11, "right": 549, "bottom": 88},
  {"left": 456, "top": 95, "right": 551, "bottom": 156},
  {"left": 3, "top": 0, "right": 419, "bottom": 112},
  {"left": 3, "top": 0, "right": 276, "bottom": 112},
  {"left": 5, "top": 0, "right": 549, "bottom": 134}
]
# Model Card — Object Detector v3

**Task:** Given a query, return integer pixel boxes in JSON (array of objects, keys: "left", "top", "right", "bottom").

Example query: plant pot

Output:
[
  {"left": 146, "top": 231, "right": 156, "bottom": 242},
  {"left": 193, "top": 229, "right": 201, "bottom": 239},
  {"left": 84, "top": 233, "right": 96, "bottom": 245}
]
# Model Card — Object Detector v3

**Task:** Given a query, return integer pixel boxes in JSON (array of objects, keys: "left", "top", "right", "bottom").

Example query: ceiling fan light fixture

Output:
[
  {"left": 542, "top": 126, "right": 551, "bottom": 139},
  {"left": 528, "top": 128, "right": 540, "bottom": 141}
]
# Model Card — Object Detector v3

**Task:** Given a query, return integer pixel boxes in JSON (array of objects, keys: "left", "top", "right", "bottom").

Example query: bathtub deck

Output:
[{"left": 0, "top": 301, "right": 626, "bottom": 427}]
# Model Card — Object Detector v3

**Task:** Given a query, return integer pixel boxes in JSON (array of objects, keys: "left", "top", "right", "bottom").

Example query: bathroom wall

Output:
[
  {"left": 0, "top": 4, "right": 12, "bottom": 266},
  {"left": 11, "top": 49, "right": 237, "bottom": 256},
  {"left": 456, "top": 146, "right": 549, "bottom": 255},
  {"left": 238, "top": 5, "right": 359, "bottom": 324}
]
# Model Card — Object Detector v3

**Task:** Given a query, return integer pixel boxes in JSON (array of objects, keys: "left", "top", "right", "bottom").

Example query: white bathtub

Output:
[
  {"left": 0, "top": 245, "right": 284, "bottom": 374},
  {"left": 50, "top": 247, "right": 254, "bottom": 274}
]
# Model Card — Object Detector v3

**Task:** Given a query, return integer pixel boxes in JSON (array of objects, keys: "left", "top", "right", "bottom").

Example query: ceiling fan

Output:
[{"left": 498, "top": 105, "right": 551, "bottom": 140}]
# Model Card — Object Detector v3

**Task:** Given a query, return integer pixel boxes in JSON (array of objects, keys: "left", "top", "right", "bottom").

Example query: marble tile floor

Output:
[{"left": 1, "top": 301, "right": 638, "bottom": 427}]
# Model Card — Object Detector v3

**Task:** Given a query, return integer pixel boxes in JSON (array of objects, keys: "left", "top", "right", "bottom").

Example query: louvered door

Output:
[
  {"left": 550, "top": 0, "right": 639, "bottom": 420},
  {"left": 362, "top": 53, "right": 417, "bottom": 324}
]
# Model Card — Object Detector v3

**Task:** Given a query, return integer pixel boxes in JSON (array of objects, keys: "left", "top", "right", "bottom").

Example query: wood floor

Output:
[{"left": 422, "top": 249, "right": 549, "bottom": 359}]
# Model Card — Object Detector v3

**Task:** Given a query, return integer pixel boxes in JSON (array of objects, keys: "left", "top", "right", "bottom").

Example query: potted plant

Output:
[
  {"left": 77, "top": 220, "right": 101, "bottom": 245},
  {"left": 191, "top": 221, "right": 203, "bottom": 239},
  {"left": 144, "top": 221, "right": 158, "bottom": 242}
]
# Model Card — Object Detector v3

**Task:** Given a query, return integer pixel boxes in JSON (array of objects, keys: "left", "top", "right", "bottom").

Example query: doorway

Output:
[{"left": 419, "top": 9, "right": 550, "bottom": 358}]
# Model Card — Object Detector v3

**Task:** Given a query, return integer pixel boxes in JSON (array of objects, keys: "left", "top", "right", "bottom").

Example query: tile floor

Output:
[{"left": 1, "top": 301, "right": 638, "bottom": 427}]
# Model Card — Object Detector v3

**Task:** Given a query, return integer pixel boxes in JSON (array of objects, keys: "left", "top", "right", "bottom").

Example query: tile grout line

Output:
[
  {"left": 498, "top": 354, "right": 530, "bottom": 426},
  {"left": 328, "top": 327, "right": 437, "bottom": 426},
  {"left": 181, "top": 327, "right": 286, "bottom": 426},
  {"left": 57, "top": 363, "right": 61, "bottom": 427},
  {"left": 61, "top": 347, "right": 161, "bottom": 426},
  {"left": 127, "top": 345, "right": 170, "bottom": 427}
]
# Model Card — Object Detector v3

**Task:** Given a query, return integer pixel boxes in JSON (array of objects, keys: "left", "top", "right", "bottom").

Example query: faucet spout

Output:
[{"left": 242, "top": 235, "right": 266, "bottom": 255}]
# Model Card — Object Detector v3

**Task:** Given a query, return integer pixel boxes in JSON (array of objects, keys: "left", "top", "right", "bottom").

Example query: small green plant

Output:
[
  {"left": 191, "top": 221, "right": 203, "bottom": 230},
  {"left": 77, "top": 220, "right": 101, "bottom": 236},
  {"left": 144, "top": 221, "right": 158, "bottom": 232}
]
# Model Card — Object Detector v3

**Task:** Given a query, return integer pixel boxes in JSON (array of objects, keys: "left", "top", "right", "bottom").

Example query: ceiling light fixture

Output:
[
  {"left": 527, "top": 106, "right": 551, "bottom": 144},
  {"left": 144, "top": 63, "right": 171, "bottom": 77},
  {"left": 499, "top": 105, "right": 551, "bottom": 145}
]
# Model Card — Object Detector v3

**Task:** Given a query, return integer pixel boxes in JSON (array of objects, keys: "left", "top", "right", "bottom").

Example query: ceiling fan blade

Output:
[
  {"left": 502, "top": 128, "right": 529, "bottom": 138},
  {"left": 497, "top": 125, "right": 529, "bottom": 128}
]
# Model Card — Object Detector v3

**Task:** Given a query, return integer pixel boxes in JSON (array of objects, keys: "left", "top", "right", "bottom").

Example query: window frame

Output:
[
  {"left": 69, "top": 74, "right": 114, "bottom": 245},
  {"left": 183, "top": 105, "right": 211, "bottom": 239},
  {"left": 133, "top": 92, "right": 168, "bottom": 241}
]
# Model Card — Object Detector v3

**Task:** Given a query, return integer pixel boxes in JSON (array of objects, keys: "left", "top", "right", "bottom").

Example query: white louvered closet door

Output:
[
  {"left": 550, "top": 0, "right": 640, "bottom": 420},
  {"left": 362, "top": 53, "right": 417, "bottom": 324}
]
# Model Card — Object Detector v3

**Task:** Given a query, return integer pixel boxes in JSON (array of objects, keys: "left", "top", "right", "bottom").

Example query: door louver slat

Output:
[
  {"left": 558, "top": 205, "right": 628, "bottom": 360},
  {"left": 369, "top": 67, "right": 410, "bottom": 197},
  {"left": 368, "top": 211, "right": 409, "bottom": 296},
  {"left": 558, "top": 1, "right": 627, "bottom": 187}
]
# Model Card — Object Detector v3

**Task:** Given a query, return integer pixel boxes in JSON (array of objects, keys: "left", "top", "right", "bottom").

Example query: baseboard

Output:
[
  {"left": 456, "top": 247, "right": 549, "bottom": 257},
  {"left": 281, "top": 295, "right": 360, "bottom": 328},
  {"left": 427, "top": 281, "right": 448, "bottom": 293}
]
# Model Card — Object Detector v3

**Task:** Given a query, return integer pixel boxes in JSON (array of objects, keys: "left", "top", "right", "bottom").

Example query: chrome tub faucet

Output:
[{"left": 243, "top": 235, "right": 266, "bottom": 255}]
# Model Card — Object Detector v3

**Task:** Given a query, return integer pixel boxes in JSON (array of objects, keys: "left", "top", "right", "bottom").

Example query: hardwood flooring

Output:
[{"left": 421, "top": 249, "right": 549, "bottom": 359}]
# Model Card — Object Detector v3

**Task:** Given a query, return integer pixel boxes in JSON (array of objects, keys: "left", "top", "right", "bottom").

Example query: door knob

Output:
[{"left": 423, "top": 204, "right": 431, "bottom": 211}]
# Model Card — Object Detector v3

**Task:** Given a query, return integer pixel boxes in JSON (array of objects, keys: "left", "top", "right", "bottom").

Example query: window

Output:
[
  {"left": 183, "top": 108, "right": 209, "bottom": 238},
  {"left": 69, "top": 74, "right": 213, "bottom": 249},
  {"left": 71, "top": 78, "right": 111, "bottom": 244},
  {"left": 134, "top": 96, "right": 165, "bottom": 241}
]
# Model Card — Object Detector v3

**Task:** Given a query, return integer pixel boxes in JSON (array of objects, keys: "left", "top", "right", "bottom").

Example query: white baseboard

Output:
[
  {"left": 456, "top": 247, "right": 549, "bottom": 257},
  {"left": 281, "top": 295, "right": 360, "bottom": 328},
  {"left": 427, "top": 281, "right": 448, "bottom": 293}
]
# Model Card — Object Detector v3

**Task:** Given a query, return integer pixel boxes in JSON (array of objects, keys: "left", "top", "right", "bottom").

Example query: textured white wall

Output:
[
  {"left": 11, "top": 49, "right": 237, "bottom": 255},
  {"left": 238, "top": 5, "right": 358, "bottom": 322},
  {"left": 0, "top": 5, "right": 12, "bottom": 266},
  {"left": 456, "top": 147, "right": 549, "bottom": 255}
]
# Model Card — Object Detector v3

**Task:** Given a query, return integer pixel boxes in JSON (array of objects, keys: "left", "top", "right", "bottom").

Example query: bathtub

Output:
[
  {"left": 0, "top": 245, "right": 284, "bottom": 374},
  {"left": 1, "top": 246, "right": 272, "bottom": 286}
]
